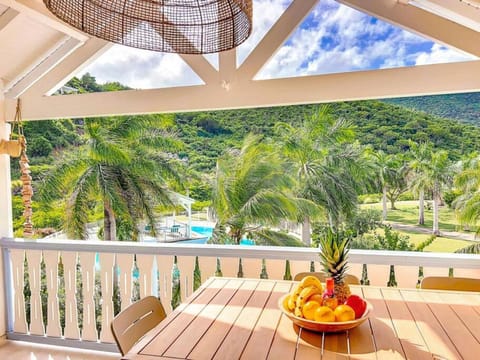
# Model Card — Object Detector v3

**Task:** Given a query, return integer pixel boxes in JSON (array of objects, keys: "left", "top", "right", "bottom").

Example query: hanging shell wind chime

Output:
[{"left": 14, "top": 100, "right": 34, "bottom": 238}]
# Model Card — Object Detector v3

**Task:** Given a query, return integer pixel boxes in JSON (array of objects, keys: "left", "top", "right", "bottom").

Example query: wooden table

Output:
[{"left": 124, "top": 277, "right": 480, "bottom": 360}]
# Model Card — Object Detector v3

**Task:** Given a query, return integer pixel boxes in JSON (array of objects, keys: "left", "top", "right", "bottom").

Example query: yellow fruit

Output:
[
  {"left": 334, "top": 304, "right": 355, "bottom": 322},
  {"left": 300, "top": 276, "right": 323, "bottom": 292},
  {"left": 308, "top": 294, "right": 323, "bottom": 304},
  {"left": 314, "top": 306, "right": 335, "bottom": 322},
  {"left": 288, "top": 283, "right": 303, "bottom": 310},
  {"left": 283, "top": 294, "right": 293, "bottom": 312},
  {"left": 301, "top": 300, "right": 320, "bottom": 320},
  {"left": 288, "top": 277, "right": 323, "bottom": 312},
  {"left": 294, "top": 285, "right": 322, "bottom": 317}
]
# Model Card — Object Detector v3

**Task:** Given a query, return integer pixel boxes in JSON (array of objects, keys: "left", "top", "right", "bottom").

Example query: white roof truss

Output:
[
  {"left": 5, "top": 36, "right": 81, "bottom": 98},
  {"left": 341, "top": 0, "right": 480, "bottom": 57},
  {"left": 0, "top": 7, "right": 18, "bottom": 31},
  {"left": 1, "top": 0, "right": 480, "bottom": 121}
]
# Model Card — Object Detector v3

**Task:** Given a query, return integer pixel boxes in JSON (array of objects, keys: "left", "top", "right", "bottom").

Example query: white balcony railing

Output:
[{"left": 1, "top": 236, "right": 479, "bottom": 353}]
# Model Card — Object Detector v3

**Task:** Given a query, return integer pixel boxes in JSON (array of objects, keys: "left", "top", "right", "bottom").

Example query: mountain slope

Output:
[
  {"left": 176, "top": 100, "right": 480, "bottom": 171},
  {"left": 383, "top": 92, "right": 480, "bottom": 125}
]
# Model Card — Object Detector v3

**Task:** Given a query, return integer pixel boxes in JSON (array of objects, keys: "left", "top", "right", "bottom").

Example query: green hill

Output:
[
  {"left": 383, "top": 92, "right": 480, "bottom": 125},
  {"left": 176, "top": 100, "right": 480, "bottom": 171}
]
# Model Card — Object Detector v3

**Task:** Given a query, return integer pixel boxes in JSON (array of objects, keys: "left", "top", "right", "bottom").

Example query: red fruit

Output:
[{"left": 344, "top": 295, "right": 367, "bottom": 319}]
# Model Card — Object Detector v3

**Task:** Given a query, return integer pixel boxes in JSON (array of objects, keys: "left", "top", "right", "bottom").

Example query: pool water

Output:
[{"left": 190, "top": 226, "right": 254, "bottom": 245}]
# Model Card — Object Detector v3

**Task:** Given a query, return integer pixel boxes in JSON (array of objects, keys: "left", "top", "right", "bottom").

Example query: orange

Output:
[
  {"left": 314, "top": 306, "right": 335, "bottom": 322},
  {"left": 308, "top": 294, "right": 323, "bottom": 303},
  {"left": 333, "top": 304, "right": 355, "bottom": 322},
  {"left": 302, "top": 300, "right": 320, "bottom": 320}
]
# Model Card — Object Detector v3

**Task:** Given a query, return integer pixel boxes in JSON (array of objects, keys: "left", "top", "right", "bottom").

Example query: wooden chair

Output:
[
  {"left": 420, "top": 276, "right": 480, "bottom": 292},
  {"left": 294, "top": 271, "right": 361, "bottom": 285},
  {"left": 111, "top": 296, "right": 167, "bottom": 356}
]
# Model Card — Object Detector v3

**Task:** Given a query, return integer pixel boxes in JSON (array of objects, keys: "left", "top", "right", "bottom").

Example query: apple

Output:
[{"left": 344, "top": 295, "right": 367, "bottom": 319}]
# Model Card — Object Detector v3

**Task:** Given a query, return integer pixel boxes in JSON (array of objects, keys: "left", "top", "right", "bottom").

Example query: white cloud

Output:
[
  {"left": 77, "top": 0, "right": 476, "bottom": 88},
  {"left": 79, "top": 46, "right": 202, "bottom": 89},
  {"left": 415, "top": 43, "right": 475, "bottom": 65}
]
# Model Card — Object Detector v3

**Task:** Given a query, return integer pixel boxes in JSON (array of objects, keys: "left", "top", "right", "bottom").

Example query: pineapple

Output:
[{"left": 319, "top": 230, "right": 351, "bottom": 303}]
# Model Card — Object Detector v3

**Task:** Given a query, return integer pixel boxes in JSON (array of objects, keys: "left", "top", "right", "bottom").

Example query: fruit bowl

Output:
[{"left": 278, "top": 294, "right": 372, "bottom": 333}]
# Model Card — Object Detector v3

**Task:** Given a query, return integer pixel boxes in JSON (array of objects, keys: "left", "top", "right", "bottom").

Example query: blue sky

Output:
[{"left": 80, "top": 0, "right": 475, "bottom": 89}]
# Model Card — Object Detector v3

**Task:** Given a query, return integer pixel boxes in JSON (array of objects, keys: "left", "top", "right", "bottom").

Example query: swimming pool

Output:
[{"left": 190, "top": 226, "right": 254, "bottom": 245}]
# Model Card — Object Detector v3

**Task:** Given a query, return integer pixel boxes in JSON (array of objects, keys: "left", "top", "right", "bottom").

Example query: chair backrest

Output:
[
  {"left": 111, "top": 296, "right": 167, "bottom": 355},
  {"left": 170, "top": 225, "right": 180, "bottom": 233},
  {"left": 294, "top": 271, "right": 361, "bottom": 285},
  {"left": 420, "top": 276, "right": 480, "bottom": 292}
]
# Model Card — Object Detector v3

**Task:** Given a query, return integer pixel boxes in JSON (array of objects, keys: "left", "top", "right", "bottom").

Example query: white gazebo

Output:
[{"left": 0, "top": 0, "right": 480, "bottom": 356}]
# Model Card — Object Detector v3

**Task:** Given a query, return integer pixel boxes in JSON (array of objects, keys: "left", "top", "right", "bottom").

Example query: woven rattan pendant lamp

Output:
[{"left": 43, "top": 0, "right": 253, "bottom": 54}]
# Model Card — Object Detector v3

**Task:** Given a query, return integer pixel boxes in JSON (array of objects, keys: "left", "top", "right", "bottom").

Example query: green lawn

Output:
[
  {"left": 361, "top": 201, "right": 476, "bottom": 253},
  {"left": 362, "top": 201, "right": 475, "bottom": 233},
  {"left": 397, "top": 231, "right": 472, "bottom": 253}
]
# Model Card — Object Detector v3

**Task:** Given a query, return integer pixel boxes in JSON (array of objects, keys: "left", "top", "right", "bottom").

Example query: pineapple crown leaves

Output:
[{"left": 318, "top": 228, "right": 351, "bottom": 280}]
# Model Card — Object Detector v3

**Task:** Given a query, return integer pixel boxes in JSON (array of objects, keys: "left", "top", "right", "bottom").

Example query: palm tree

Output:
[
  {"left": 453, "top": 154, "right": 480, "bottom": 254},
  {"left": 39, "top": 114, "right": 184, "bottom": 240},
  {"left": 274, "top": 106, "right": 373, "bottom": 245},
  {"left": 453, "top": 153, "right": 480, "bottom": 237},
  {"left": 371, "top": 150, "right": 398, "bottom": 221},
  {"left": 210, "top": 134, "right": 317, "bottom": 246},
  {"left": 407, "top": 141, "right": 433, "bottom": 225},
  {"left": 429, "top": 150, "right": 453, "bottom": 235}
]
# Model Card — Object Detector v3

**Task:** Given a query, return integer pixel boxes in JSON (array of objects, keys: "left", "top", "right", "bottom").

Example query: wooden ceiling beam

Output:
[
  {"left": 10, "top": 60, "right": 480, "bottom": 121},
  {"left": 0, "top": 7, "right": 18, "bottom": 31},
  {"left": 22, "top": 38, "right": 112, "bottom": 98},
  {"left": 5, "top": 37, "right": 81, "bottom": 99},
  {"left": 339, "top": 0, "right": 480, "bottom": 57},
  {"left": 238, "top": 0, "right": 319, "bottom": 80},
  {"left": 178, "top": 54, "right": 218, "bottom": 85},
  {"left": 0, "top": 0, "right": 89, "bottom": 41}
]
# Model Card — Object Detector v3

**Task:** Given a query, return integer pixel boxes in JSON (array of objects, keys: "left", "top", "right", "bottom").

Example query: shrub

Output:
[
  {"left": 358, "top": 193, "right": 381, "bottom": 204},
  {"left": 398, "top": 191, "right": 415, "bottom": 201},
  {"left": 443, "top": 189, "right": 461, "bottom": 208}
]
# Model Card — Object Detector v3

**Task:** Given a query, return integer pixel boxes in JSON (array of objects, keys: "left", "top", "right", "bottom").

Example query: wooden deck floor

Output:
[{"left": 0, "top": 340, "right": 119, "bottom": 360}]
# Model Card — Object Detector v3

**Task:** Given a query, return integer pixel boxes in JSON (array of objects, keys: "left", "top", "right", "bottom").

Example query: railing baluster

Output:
[
  {"left": 290, "top": 260, "right": 311, "bottom": 279},
  {"left": 117, "top": 253, "right": 134, "bottom": 311},
  {"left": 62, "top": 251, "right": 80, "bottom": 339},
  {"left": 177, "top": 256, "right": 195, "bottom": 301},
  {"left": 265, "top": 259, "right": 284, "bottom": 280},
  {"left": 136, "top": 254, "right": 155, "bottom": 298},
  {"left": 25, "top": 250, "right": 44, "bottom": 335},
  {"left": 43, "top": 250, "right": 61, "bottom": 337},
  {"left": 98, "top": 253, "right": 115, "bottom": 343},
  {"left": 197, "top": 256, "right": 217, "bottom": 283},
  {"left": 78, "top": 252, "right": 97, "bottom": 341},
  {"left": 10, "top": 249, "right": 27, "bottom": 333},
  {"left": 240, "top": 258, "right": 262, "bottom": 278},
  {"left": 157, "top": 255, "right": 174, "bottom": 314}
]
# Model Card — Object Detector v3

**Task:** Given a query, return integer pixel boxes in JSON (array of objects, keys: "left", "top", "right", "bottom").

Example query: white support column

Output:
[
  {"left": 0, "top": 83, "right": 13, "bottom": 238},
  {"left": 0, "top": 80, "right": 12, "bottom": 339}
]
